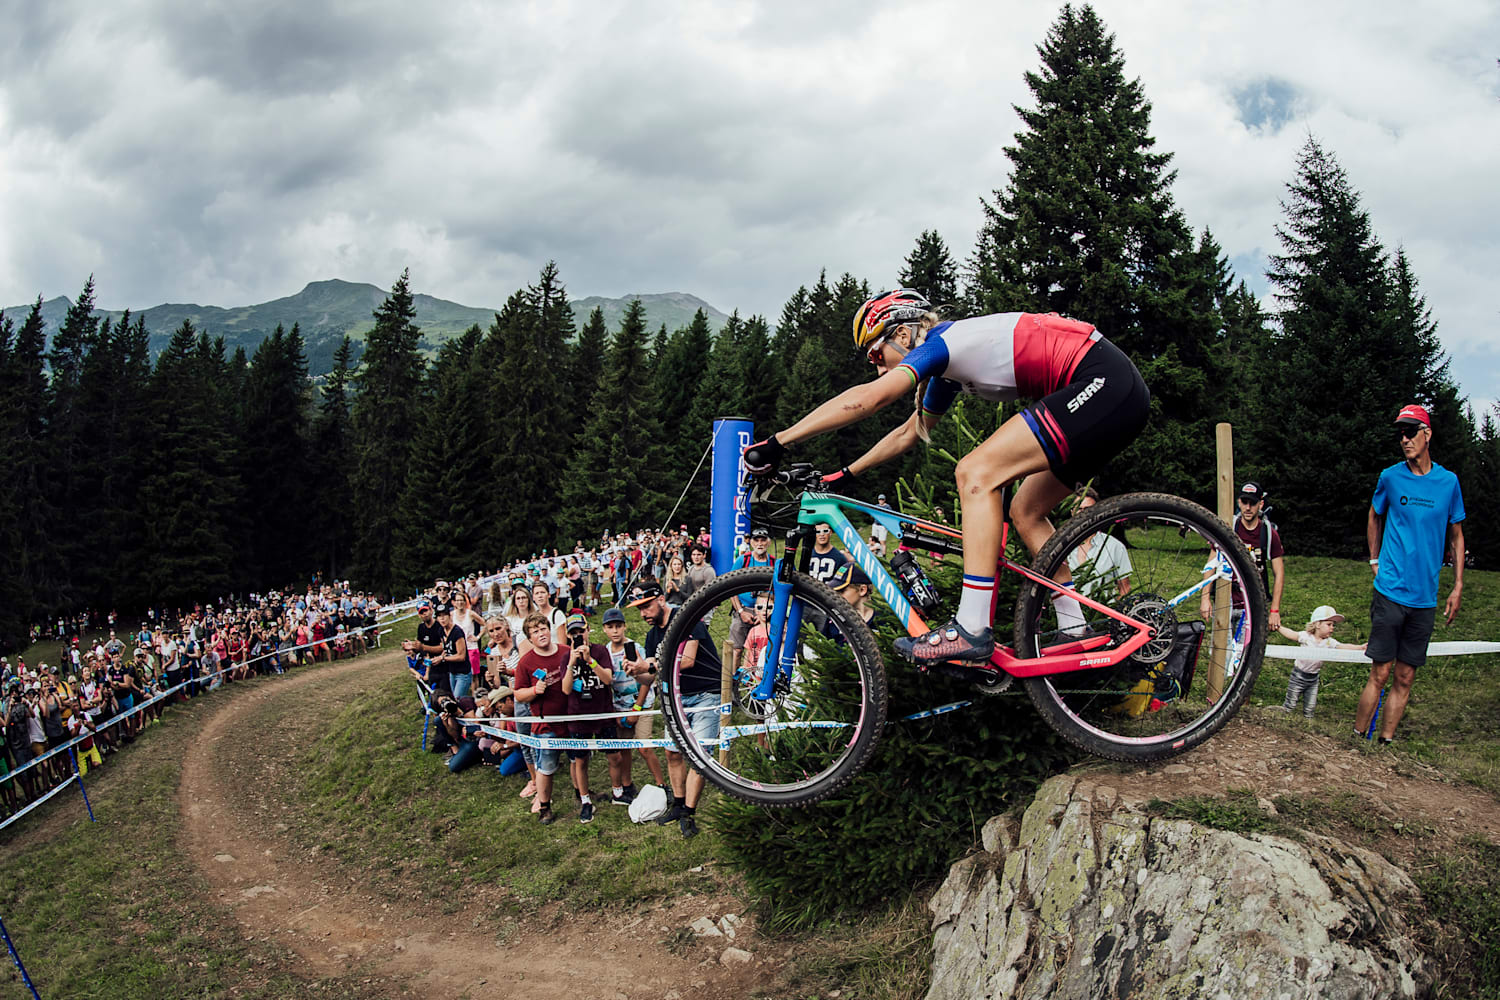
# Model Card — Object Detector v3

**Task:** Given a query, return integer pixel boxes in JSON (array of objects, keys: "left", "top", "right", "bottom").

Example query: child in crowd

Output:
[{"left": 1276, "top": 605, "right": 1366, "bottom": 718}]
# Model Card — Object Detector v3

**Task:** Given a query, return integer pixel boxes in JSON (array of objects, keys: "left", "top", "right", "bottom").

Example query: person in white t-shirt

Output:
[
  {"left": 1065, "top": 487, "right": 1132, "bottom": 600},
  {"left": 1275, "top": 605, "right": 1366, "bottom": 718}
]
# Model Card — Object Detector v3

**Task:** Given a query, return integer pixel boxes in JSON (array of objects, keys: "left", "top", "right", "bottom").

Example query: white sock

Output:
[
  {"left": 580, "top": 794, "right": 591, "bottom": 805},
  {"left": 1052, "top": 585, "right": 1086, "bottom": 633},
  {"left": 612, "top": 786, "right": 623, "bottom": 797},
  {"left": 956, "top": 575, "right": 995, "bottom": 634}
]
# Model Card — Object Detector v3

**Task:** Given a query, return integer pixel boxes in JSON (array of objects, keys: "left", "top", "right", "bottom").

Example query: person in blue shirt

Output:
[{"left": 1355, "top": 404, "right": 1465, "bottom": 744}]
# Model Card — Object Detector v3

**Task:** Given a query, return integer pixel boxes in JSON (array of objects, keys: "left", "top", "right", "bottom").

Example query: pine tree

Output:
[
  {"left": 310, "top": 336, "right": 357, "bottom": 579},
  {"left": 777, "top": 338, "right": 839, "bottom": 472},
  {"left": 968, "top": 3, "right": 1227, "bottom": 499},
  {"left": 392, "top": 326, "right": 490, "bottom": 587},
  {"left": 1468, "top": 411, "right": 1500, "bottom": 567},
  {"left": 0, "top": 312, "right": 28, "bottom": 646},
  {"left": 571, "top": 306, "right": 609, "bottom": 403},
  {"left": 558, "top": 300, "right": 667, "bottom": 541},
  {"left": 899, "top": 230, "right": 961, "bottom": 311},
  {"left": 652, "top": 308, "right": 715, "bottom": 515},
  {"left": 4, "top": 301, "right": 55, "bottom": 617},
  {"left": 46, "top": 277, "right": 102, "bottom": 608},
  {"left": 74, "top": 311, "right": 155, "bottom": 609},
  {"left": 480, "top": 263, "right": 577, "bottom": 560},
  {"left": 349, "top": 269, "right": 427, "bottom": 594},
  {"left": 1248, "top": 136, "right": 1454, "bottom": 556},
  {"left": 136, "top": 321, "right": 242, "bottom": 604},
  {"left": 736, "top": 314, "right": 781, "bottom": 430},
  {"left": 240, "top": 324, "right": 313, "bottom": 586}
]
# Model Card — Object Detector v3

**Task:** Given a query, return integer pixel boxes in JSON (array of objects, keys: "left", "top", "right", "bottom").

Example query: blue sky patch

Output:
[{"left": 1232, "top": 77, "right": 1304, "bottom": 133}]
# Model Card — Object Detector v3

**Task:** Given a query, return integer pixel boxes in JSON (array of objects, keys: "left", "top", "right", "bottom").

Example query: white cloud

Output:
[{"left": 1, "top": 0, "right": 1496, "bottom": 401}]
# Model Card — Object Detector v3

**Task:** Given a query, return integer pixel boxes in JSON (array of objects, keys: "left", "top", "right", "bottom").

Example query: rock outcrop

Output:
[{"left": 928, "top": 774, "right": 1428, "bottom": 1000}]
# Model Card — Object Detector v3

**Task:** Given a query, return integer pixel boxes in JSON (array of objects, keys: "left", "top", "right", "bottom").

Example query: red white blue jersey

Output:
[{"left": 895, "top": 312, "right": 1101, "bottom": 415}]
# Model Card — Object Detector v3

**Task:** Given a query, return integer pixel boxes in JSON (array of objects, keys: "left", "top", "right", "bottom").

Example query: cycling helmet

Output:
[{"left": 851, "top": 289, "right": 932, "bottom": 352}]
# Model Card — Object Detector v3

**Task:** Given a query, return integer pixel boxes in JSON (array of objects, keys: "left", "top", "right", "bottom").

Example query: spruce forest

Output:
[{"left": 1, "top": 5, "right": 1495, "bottom": 652}]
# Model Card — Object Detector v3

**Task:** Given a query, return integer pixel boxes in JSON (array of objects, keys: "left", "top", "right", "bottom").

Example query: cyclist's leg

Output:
[
  {"left": 1010, "top": 468, "right": 1076, "bottom": 558},
  {"left": 954, "top": 415, "right": 1054, "bottom": 577},
  {"left": 897, "top": 416, "right": 1054, "bottom": 662}
]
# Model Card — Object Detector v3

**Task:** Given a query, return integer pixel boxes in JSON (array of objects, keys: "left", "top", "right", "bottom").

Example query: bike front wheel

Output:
[
  {"left": 1013, "top": 492, "right": 1267, "bottom": 762},
  {"left": 656, "top": 567, "right": 888, "bottom": 807}
]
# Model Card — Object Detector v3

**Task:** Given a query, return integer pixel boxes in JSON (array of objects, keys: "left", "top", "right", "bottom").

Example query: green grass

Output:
[
  {"left": 1409, "top": 837, "right": 1500, "bottom": 999},
  {"left": 0, "top": 692, "right": 329, "bottom": 999},
  {"left": 754, "top": 898, "right": 933, "bottom": 1000},
  {"left": 290, "top": 672, "right": 722, "bottom": 914},
  {"left": 1246, "top": 558, "right": 1500, "bottom": 793}
]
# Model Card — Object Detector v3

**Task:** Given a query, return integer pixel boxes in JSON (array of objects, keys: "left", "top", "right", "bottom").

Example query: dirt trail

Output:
[{"left": 178, "top": 653, "right": 773, "bottom": 1000}]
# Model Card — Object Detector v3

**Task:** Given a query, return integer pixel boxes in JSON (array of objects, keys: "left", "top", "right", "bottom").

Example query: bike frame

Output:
[{"left": 753, "top": 490, "right": 1169, "bottom": 700}]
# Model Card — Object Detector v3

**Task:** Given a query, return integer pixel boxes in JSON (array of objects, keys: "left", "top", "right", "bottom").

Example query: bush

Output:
[{"left": 711, "top": 605, "right": 1074, "bottom": 929}]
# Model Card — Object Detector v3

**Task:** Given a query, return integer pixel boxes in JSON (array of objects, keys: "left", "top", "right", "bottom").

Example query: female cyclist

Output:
[{"left": 743, "top": 289, "right": 1150, "bottom": 665}]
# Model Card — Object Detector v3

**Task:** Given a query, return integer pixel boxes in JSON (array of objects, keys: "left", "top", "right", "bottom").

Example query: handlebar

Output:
[{"left": 764, "top": 463, "right": 823, "bottom": 491}]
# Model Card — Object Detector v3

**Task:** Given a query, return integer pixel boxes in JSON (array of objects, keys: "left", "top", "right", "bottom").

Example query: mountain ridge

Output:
[{"left": 2, "top": 280, "right": 732, "bottom": 375}]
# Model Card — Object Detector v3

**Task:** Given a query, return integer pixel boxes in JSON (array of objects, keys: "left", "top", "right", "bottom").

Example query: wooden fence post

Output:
[
  {"left": 1207, "top": 423, "right": 1234, "bottom": 703},
  {"left": 719, "top": 640, "right": 735, "bottom": 765}
]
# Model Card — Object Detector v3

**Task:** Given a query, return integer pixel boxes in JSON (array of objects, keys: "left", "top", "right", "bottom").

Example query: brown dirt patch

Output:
[{"left": 178, "top": 652, "right": 781, "bottom": 999}]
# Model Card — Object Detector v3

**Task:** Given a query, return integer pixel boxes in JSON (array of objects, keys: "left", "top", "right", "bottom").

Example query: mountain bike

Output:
[{"left": 656, "top": 464, "right": 1267, "bottom": 806}]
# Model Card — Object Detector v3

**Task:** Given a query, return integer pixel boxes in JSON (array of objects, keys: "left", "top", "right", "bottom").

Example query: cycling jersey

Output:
[
  {"left": 898, "top": 312, "right": 1148, "bottom": 487},
  {"left": 896, "top": 312, "right": 1102, "bottom": 416}
]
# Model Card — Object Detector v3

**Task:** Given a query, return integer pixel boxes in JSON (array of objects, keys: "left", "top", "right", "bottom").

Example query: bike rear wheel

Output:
[
  {"left": 1013, "top": 492, "right": 1266, "bottom": 762},
  {"left": 657, "top": 567, "right": 888, "bottom": 807}
]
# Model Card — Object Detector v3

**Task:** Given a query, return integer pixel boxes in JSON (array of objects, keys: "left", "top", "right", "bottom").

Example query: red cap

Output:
[{"left": 1394, "top": 404, "right": 1431, "bottom": 428}]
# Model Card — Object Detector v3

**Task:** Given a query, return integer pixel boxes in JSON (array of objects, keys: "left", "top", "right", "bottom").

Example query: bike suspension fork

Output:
[{"left": 755, "top": 525, "right": 811, "bottom": 701}]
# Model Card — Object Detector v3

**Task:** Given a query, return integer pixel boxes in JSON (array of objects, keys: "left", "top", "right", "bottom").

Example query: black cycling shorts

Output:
[{"left": 1022, "top": 336, "right": 1150, "bottom": 487}]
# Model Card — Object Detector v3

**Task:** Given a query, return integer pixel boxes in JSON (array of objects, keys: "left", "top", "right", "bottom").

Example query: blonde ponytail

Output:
[{"left": 909, "top": 311, "right": 943, "bottom": 442}]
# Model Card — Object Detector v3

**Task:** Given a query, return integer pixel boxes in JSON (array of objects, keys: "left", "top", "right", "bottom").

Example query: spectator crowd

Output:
[
  {"left": 405, "top": 524, "right": 772, "bottom": 839},
  {"left": 0, "top": 584, "right": 385, "bottom": 819}
]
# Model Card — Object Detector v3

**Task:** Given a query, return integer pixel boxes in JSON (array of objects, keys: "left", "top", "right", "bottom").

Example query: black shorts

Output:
[
  {"left": 1367, "top": 590, "right": 1436, "bottom": 668},
  {"left": 1023, "top": 336, "right": 1150, "bottom": 487},
  {"left": 566, "top": 747, "right": 593, "bottom": 762}
]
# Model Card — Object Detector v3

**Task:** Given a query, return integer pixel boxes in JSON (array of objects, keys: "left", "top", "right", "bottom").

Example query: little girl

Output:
[{"left": 1277, "top": 605, "right": 1365, "bottom": 718}]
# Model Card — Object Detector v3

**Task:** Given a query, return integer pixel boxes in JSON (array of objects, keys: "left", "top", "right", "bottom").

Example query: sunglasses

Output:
[
  {"left": 1397, "top": 425, "right": 1426, "bottom": 440},
  {"left": 864, "top": 336, "right": 889, "bottom": 365}
]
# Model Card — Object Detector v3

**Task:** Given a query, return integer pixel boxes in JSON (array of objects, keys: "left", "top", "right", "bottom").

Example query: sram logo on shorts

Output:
[{"left": 1066, "top": 377, "right": 1106, "bottom": 413}]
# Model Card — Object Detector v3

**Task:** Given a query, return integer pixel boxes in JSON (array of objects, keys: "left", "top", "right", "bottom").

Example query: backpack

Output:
[{"left": 1256, "top": 517, "right": 1277, "bottom": 591}]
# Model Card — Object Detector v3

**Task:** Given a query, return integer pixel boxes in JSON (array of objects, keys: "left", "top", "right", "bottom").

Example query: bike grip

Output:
[{"left": 743, "top": 435, "right": 785, "bottom": 474}]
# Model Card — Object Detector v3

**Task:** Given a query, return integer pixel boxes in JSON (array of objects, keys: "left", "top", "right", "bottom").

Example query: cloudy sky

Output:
[{"left": 2, "top": 0, "right": 1497, "bottom": 407}]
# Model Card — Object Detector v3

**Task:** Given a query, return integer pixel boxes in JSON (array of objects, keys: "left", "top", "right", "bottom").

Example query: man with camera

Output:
[
  {"left": 561, "top": 613, "right": 616, "bottom": 824},
  {"left": 629, "top": 580, "right": 722, "bottom": 838}
]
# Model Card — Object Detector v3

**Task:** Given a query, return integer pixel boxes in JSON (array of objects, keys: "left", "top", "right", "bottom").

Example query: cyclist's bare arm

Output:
[
  {"left": 777, "top": 367, "right": 913, "bottom": 446},
  {"left": 848, "top": 410, "right": 942, "bottom": 476}
]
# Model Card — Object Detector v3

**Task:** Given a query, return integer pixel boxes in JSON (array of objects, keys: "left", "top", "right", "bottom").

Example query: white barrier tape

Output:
[
  {"left": 8, "top": 618, "right": 402, "bottom": 792},
  {"left": 0, "top": 625, "right": 405, "bottom": 832},
  {"left": 0, "top": 770, "right": 82, "bottom": 827},
  {"left": 462, "top": 719, "right": 678, "bottom": 752},
  {"left": 1263, "top": 640, "right": 1500, "bottom": 663}
]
